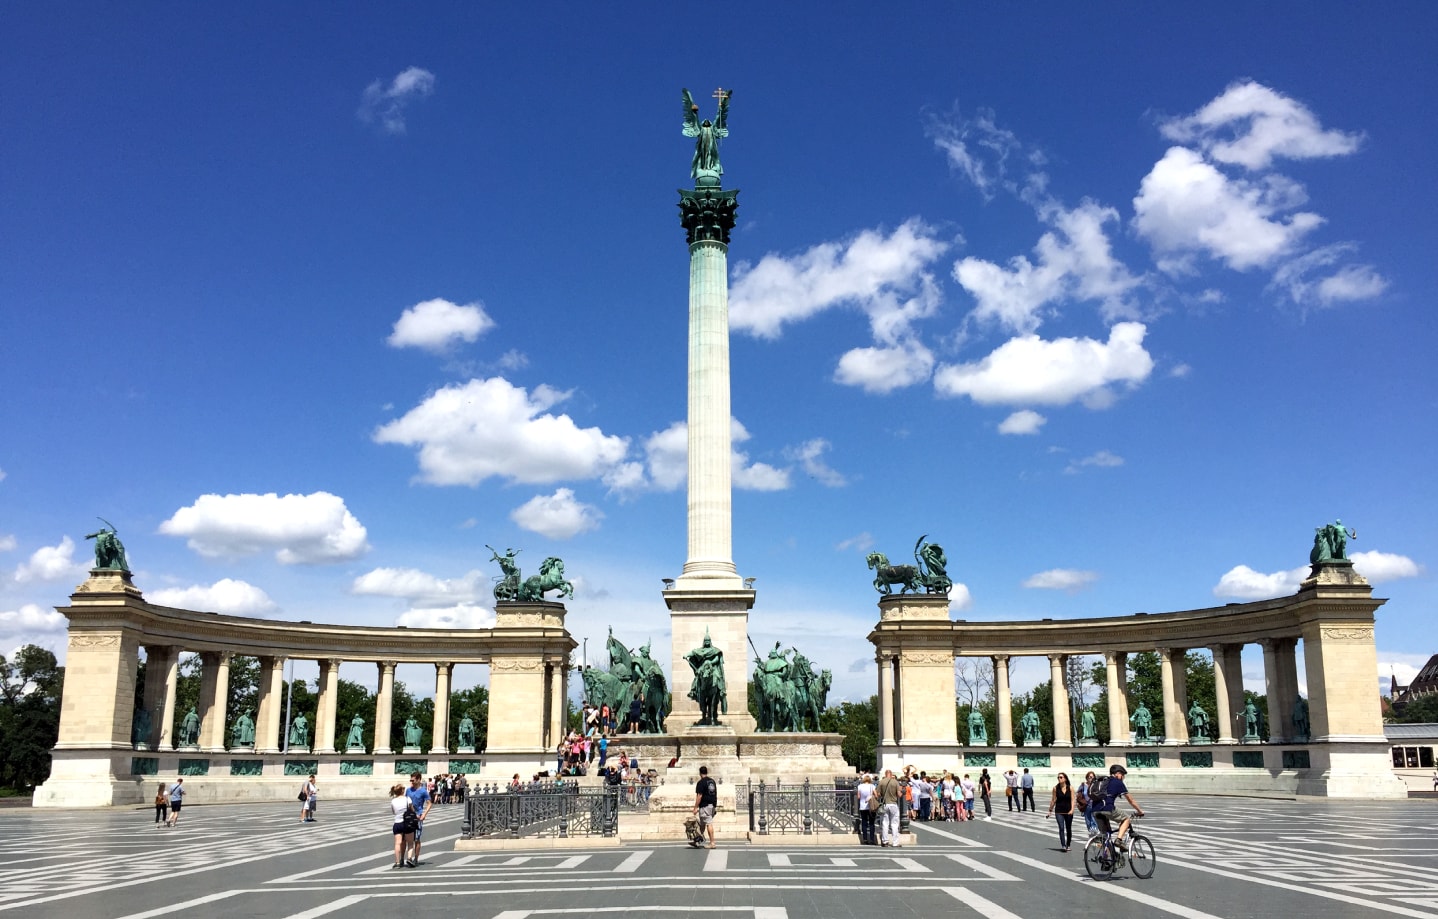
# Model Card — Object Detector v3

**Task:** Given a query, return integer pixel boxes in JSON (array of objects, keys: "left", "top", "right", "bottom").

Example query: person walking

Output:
[
  {"left": 693, "top": 765, "right": 718, "bottom": 849},
  {"left": 389, "top": 784, "right": 416, "bottom": 869},
  {"left": 1020, "top": 768, "right": 1035, "bottom": 812},
  {"left": 978, "top": 768, "right": 993, "bottom": 820},
  {"left": 914, "top": 772, "right": 932, "bottom": 822},
  {"left": 165, "top": 778, "right": 185, "bottom": 827},
  {"left": 877, "top": 768, "right": 903, "bottom": 847},
  {"left": 405, "top": 770, "right": 433, "bottom": 866},
  {"left": 1046, "top": 772, "right": 1075, "bottom": 851},
  {"left": 855, "top": 773, "right": 877, "bottom": 845},
  {"left": 153, "top": 782, "right": 169, "bottom": 828},
  {"left": 1076, "top": 770, "right": 1100, "bottom": 835},
  {"left": 1004, "top": 769, "right": 1020, "bottom": 811},
  {"left": 300, "top": 773, "right": 318, "bottom": 822},
  {"left": 960, "top": 773, "right": 976, "bottom": 821}
]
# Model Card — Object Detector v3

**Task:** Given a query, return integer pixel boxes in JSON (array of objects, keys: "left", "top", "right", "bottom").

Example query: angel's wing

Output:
[{"left": 682, "top": 88, "right": 699, "bottom": 137}]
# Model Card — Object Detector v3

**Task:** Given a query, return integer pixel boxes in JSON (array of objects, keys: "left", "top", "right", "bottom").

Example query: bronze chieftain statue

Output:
[
  {"left": 750, "top": 640, "right": 830, "bottom": 732},
  {"left": 85, "top": 518, "right": 130, "bottom": 571},
  {"left": 686, "top": 631, "right": 726, "bottom": 726}
]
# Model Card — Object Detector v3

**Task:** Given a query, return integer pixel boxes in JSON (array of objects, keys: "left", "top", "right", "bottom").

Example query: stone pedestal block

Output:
[{"left": 663, "top": 588, "right": 756, "bottom": 734}]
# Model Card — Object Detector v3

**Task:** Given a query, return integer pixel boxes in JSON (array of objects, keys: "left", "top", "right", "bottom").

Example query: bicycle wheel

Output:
[
  {"left": 1128, "top": 833, "right": 1156, "bottom": 879},
  {"left": 1083, "top": 836, "right": 1114, "bottom": 881}
]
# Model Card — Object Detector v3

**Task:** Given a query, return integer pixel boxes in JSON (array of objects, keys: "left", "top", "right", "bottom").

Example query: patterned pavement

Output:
[{"left": 0, "top": 795, "right": 1435, "bottom": 918}]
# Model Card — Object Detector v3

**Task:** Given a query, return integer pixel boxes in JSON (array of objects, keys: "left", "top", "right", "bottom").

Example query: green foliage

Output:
[
  {"left": 0, "top": 645, "right": 65, "bottom": 791},
  {"left": 1392, "top": 693, "right": 1438, "bottom": 724},
  {"left": 335, "top": 678, "right": 375, "bottom": 750},
  {"left": 819, "top": 696, "right": 878, "bottom": 773},
  {"left": 450, "top": 685, "right": 489, "bottom": 751},
  {"left": 226, "top": 656, "right": 260, "bottom": 732},
  {"left": 172, "top": 653, "right": 202, "bottom": 739},
  {"left": 1012, "top": 681, "right": 1054, "bottom": 745}
]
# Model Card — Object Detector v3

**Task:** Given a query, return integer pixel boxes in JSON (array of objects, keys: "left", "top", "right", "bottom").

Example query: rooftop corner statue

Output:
[
  {"left": 1310, "top": 519, "right": 1356, "bottom": 566},
  {"left": 487, "top": 545, "right": 574, "bottom": 602},
  {"left": 85, "top": 518, "right": 129, "bottom": 571},
  {"left": 682, "top": 87, "right": 730, "bottom": 184},
  {"left": 867, "top": 535, "right": 952, "bottom": 595}
]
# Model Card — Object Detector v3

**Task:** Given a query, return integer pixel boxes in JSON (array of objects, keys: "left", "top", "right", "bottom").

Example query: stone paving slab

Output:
[{"left": 0, "top": 796, "right": 1435, "bottom": 917}]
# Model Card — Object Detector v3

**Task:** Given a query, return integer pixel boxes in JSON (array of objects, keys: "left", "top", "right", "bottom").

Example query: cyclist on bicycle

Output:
[{"left": 1093, "top": 764, "right": 1145, "bottom": 847}]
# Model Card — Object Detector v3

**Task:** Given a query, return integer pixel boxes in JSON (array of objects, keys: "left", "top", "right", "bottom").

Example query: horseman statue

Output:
[
  {"left": 580, "top": 629, "right": 669, "bottom": 734},
  {"left": 750, "top": 640, "right": 830, "bottom": 732}
]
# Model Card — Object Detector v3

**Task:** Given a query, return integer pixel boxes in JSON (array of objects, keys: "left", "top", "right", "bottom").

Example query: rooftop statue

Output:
[
  {"left": 488, "top": 546, "right": 575, "bottom": 602},
  {"left": 1310, "top": 519, "right": 1356, "bottom": 566},
  {"left": 682, "top": 87, "right": 730, "bottom": 184},
  {"left": 866, "top": 535, "right": 955, "bottom": 595},
  {"left": 85, "top": 518, "right": 130, "bottom": 571},
  {"left": 487, "top": 545, "right": 522, "bottom": 601}
]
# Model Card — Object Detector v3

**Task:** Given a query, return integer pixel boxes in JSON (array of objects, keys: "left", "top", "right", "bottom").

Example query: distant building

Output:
[
  {"left": 1392, "top": 655, "right": 1438, "bottom": 707},
  {"left": 1386, "top": 723, "right": 1438, "bottom": 770}
]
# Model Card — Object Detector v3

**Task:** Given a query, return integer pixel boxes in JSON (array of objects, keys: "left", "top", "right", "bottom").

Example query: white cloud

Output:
[
  {"left": 927, "top": 109, "right": 1024, "bottom": 199},
  {"left": 834, "top": 340, "right": 935, "bottom": 393},
  {"left": 1351, "top": 550, "right": 1422, "bottom": 584},
  {"left": 510, "top": 488, "right": 603, "bottom": 539},
  {"left": 733, "top": 459, "right": 790, "bottom": 491},
  {"left": 954, "top": 200, "right": 1142, "bottom": 333},
  {"left": 641, "top": 422, "right": 689, "bottom": 492},
  {"left": 395, "top": 603, "right": 495, "bottom": 630},
  {"left": 629, "top": 419, "right": 791, "bottom": 493},
  {"left": 949, "top": 582, "right": 974, "bottom": 610},
  {"left": 1269, "top": 243, "right": 1388, "bottom": 307},
  {"left": 374, "top": 377, "right": 630, "bottom": 486},
  {"left": 729, "top": 219, "right": 948, "bottom": 340},
  {"left": 13, "top": 537, "right": 88, "bottom": 583},
  {"left": 158, "top": 492, "right": 369, "bottom": 564},
  {"left": 352, "top": 566, "right": 486, "bottom": 606},
  {"left": 836, "top": 532, "right": 875, "bottom": 553},
  {"left": 934, "top": 322, "right": 1154, "bottom": 408},
  {"left": 1169, "top": 363, "right": 1192, "bottom": 378},
  {"left": 783, "top": 439, "right": 847, "bottom": 487},
  {"left": 148, "top": 579, "right": 277, "bottom": 615},
  {"left": 1063, "top": 450, "right": 1124, "bottom": 474},
  {"left": 998, "top": 410, "right": 1046, "bottom": 435},
  {"left": 387, "top": 298, "right": 495, "bottom": 352},
  {"left": 0, "top": 534, "right": 16, "bottom": 552},
  {"left": 1160, "top": 81, "right": 1363, "bottom": 171},
  {"left": 1022, "top": 568, "right": 1098, "bottom": 591},
  {"left": 0, "top": 603, "right": 65, "bottom": 633},
  {"left": 358, "top": 66, "right": 435, "bottom": 135},
  {"left": 1212, "top": 564, "right": 1308, "bottom": 600},
  {"left": 1133, "top": 146, "right": 1324, "bottom": 272}
]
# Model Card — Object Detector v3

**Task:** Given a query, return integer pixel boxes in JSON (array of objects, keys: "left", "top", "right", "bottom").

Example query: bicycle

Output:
[{"left": 1083, "top": 816, "right": 1155, "bottom": 881}]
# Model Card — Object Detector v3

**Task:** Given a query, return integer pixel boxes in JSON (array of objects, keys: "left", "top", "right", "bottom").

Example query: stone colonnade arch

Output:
[
  {"left": 869, "top": 562, "right": 1405, "bottom": 797},
  {"left": 34, "top": 569, "right": 574, "bottom": 807}
]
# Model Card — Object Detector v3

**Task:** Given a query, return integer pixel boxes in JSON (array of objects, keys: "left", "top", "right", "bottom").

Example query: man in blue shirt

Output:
[
  {"left": 1093, "top": 765, "right": 1145, "bottom": 846},
  {"left": 1019, "top": 768, "right": 1035, "bottom": 811},
  {"left": 165, "top": 778, "right": 185, "bottom": 827},
  {"left": 404, "top": 772, "right": 433, "bottom": 867}
]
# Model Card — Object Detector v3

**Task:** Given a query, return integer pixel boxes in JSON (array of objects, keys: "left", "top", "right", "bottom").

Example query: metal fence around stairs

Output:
[{"left": 462, "top": 779, "right": 653, "bottom": 839}]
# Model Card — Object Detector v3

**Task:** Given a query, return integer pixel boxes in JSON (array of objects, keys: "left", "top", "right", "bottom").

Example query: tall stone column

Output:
[
  {"left": 374, "top": 662, "right": 396, "bottom": 755},
  {"left": 315, "top": 659, "right": 340, "bottom": 754},
  {"left": 994, "top": 656, "right": 1014, "bottom": 747},
  {"left": 547, "top": 661, "right": 565, "bottom": 749},
  {"left": 141, "top": 645, "right": 174, "bottom": 748},
  {"left": 1159, "top": 648, "right": 1181, "bottom": 745},
  {"left": 1115, "top": 652, "right": 1131, "bottom": 741},
  {"left": 1104, "top": 652, "right": 1124, "bottom": 747},
  {"left": 1262, "top": 639, "right": 1293, "bottom": 744},
  {"left": 877, "top": 654, "right": 895, "bottom": 746},
  {"left": 1276, "top": 638, "right": 1302, "bottom": 738},
  {"left": 198, "top": 651, "right": 231, "bottom": 752},
  {"left": 158, "top": 650, "right": 180, "bottom": 751},
  {"left": 1049, "top": 655, "right": 1072, "bottom": 746},
  {"left": 255, "top": 656, "right": 284, "bottom": 754},
  {"left": 1211, "top": 644, "right": 1237, "bottom": 744},
  {"left": 431, "top": 662, "right": 451, "bottom": 755}
]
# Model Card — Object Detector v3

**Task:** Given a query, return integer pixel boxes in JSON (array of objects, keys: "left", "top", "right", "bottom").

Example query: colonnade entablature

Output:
[
  {"left": 868, "top": 563, "right": 1401, "bottom": 797},
  {"left": 37, "top": 569, "right": 575, "bottom": 806}
]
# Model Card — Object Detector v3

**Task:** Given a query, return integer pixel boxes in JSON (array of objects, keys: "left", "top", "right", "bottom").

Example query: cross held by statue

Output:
[{"left": 712, "top": 87, "right": 730, "bottom": 103}]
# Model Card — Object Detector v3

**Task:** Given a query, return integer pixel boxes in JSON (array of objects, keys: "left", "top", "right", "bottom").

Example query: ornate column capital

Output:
[
  {"left": 678, "top": 187, "right": 739, "bottom": 245},
  {"left": 378, "top": 660, "right": 397, "bottom": 675},
  {"left": 991, "top": 654, "right": 1010, "bottom": 665},
  {"left": 435, "top": 661, "right": 452, "bottom": 676},
  {"left": 1048, "top": 653, "right": 1068, "bottom": 666}
]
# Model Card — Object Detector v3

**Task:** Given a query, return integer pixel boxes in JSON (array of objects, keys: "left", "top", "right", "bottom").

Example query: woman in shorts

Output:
[
  {"left": 153, "top": 782, "right": 169, "bottom": 827},
  {"left": 389, "top": 784, "right": 415, "bottom": 869}
]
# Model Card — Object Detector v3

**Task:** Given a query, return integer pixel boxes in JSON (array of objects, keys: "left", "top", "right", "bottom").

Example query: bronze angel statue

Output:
[{"left": 682, "top": 87, "right": 730, "bottom": 181}]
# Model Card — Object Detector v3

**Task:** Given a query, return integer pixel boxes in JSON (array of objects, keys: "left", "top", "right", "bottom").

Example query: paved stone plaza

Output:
[{"left": 2, "top": 795, "right": 1437, "bottom": 918}]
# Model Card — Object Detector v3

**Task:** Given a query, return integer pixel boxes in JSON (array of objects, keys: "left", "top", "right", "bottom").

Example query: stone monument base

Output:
[
  {"left": 288, "top": 746, "right": 311, "bottom": 755},
  {"left": 456, "top": 746, "right": 476, "bottom": 755},
  {"left": 401, "top": 746, "right": 422, "bottom": 755},
  {"left": 231, "top": 744, "right": 255, "bottom": 753},
  {"left": 345, "top": 745, "right": 365, "bottom": 754},
  {"left": 1078, "top": 738, "right": 1100, "bottom": 747}
]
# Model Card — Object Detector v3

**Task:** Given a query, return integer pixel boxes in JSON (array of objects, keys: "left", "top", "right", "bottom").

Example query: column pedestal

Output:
[{"left": 663, "top": 588, "right": 757, "bottom": 734}]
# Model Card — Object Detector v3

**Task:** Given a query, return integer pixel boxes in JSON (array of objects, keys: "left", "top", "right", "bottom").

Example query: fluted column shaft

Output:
[
  {"left": 315, "top": 659, "right": 340, "bottom": 754},
  {"left": 994, "top": 656, "right": 1014, "bottom": 747},
  {"left": 374, "top": 662, "right": 396, "bottom": 755},
  {"left": 255, "top": 656, "right": 284, "bottom": 753},
  {"left": 1049, "top": 655, "right": 1072, "bottom": 746}
]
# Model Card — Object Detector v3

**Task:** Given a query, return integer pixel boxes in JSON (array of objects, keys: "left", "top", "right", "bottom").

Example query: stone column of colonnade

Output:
[
  {"left": 197, "top": 651, "right": 232, "bottom": 752},
  {"left": 1159, "top": 648, "right": 1189, "bottom": 744},
  {"left": 314, "top": 659, "right": 340, "bottom": 754},
  {"left": 546, "top": 662, "right": 565, "bottom": 750},
  {"left": 1048, "top": 655, "right": 1072, "bottom": 746},
  {"left": 255, "top": 656, "right": 285, "bottom": 753},
  {"left": 140, "top": 644, "right": 176, "bottom": 748},
  {"left": 1263, "top": 638, "right": 1301, "bottom": 744},
  {"left": 1213, "top": 643, "right": 1245, "bottom": 743},
  {"left": 877, "top": 653, "right": 895, "bottom": 747},
  {"left": 374, "top": 662, "right": 396, "bottom": 755},
  {"left": 431, "top": 663, "right": 452, "bottom": 754},
  {"left": 1104, "top": 652, "right": 1125, "bottom": 746},
  {"left": 993, "top": 656, "right": 1014, "bottom": 747}
]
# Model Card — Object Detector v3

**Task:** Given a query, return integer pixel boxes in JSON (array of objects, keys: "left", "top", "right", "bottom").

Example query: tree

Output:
[
  {"left": 1391, "top": 693, "right": 1438, "bottom": 724},
  {"left": 819, "top": 697, "right": 878, "bottom": 773},
  {"left": 0, "top": 646, "right": 65, "bottom": 792},
  {"left": 450, "top": 685, "right": 489, "bottom": 751},
  {"left": 334, "top": 678, "right": 375, "bottom": 751},
  {"left": 225, "top": 655, "right": 260, "bottom": 739}
]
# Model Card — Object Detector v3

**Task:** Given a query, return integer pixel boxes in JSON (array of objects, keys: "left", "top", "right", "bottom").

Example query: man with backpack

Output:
[
  {"left": 1093, "top": 765, "right": 1145, "bottom": 847},
  {"left": 692, "top": 765, "right": 718, "bottom": 849}
]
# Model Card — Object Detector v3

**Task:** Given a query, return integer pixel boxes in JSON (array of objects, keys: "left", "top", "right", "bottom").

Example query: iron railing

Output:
[
  {"left": 462, "top": 781, "right": 620, "bottom": 839},
  {"left": 739, "top": 778, "right": 859, "bottom": 835}
]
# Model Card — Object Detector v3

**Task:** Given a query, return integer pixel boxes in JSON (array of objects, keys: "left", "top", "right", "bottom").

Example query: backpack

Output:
[{"left": 1086, "top": 775, "right": 1108, "bottom": 805}]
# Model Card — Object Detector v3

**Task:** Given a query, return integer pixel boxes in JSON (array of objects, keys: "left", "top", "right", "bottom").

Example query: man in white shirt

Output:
[{"left": 855, "top": 774, "right": 877, "bottom": 845}]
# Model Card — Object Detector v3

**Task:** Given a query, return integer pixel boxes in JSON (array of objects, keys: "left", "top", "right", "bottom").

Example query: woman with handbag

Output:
[
  {"left": 855, "top": 773, "right": 878, "bottom": 845},
  {"left": 153, "top": 782, "right": 168, "bottom": 828},
  {"left": 389, "top": 784, "right": 417, "bottom": 869}
]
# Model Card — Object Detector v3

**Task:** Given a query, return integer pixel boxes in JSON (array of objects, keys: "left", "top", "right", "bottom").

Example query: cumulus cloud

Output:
[
  {"left": 955, "top": 200, "right": 1143, "bottom": 333},
  {"left": 949, "top": 582, "right": 974, "bottom": 610},
  {"left": 834, "top": 339, "right": 936, "bottom": 394},
  {"left": 374, "top": 377, "right": 630, "bottom": 486},
  {"left": 729, "top": 219, "right": 948, "bottom": 341},
  {"left": 0, "top": 603, "right": 66, "bottom": 633},
  {"left": 387, "top": 298, "right": 495, "bottom": 352},
  {"left": 1063, "top": 450, "right": 1124, "bottom": 474},
  {"left": 627, "top": 419, "right": 791, "bottom": 493},
  {"left": 352, "top": 567, "right": 486, "bottom": 605},
  {"left": 1268, "top": 243, "right": 1388, "bottom": 307},
  {"left": 13, "top": 537, "right": 88, "bottom": 583},
  {"left": 1023, "top": 568, "right": 1098, "bottom": 591},
  {"left": 1159, "top": 81, "right": 1363, "bottom": 171},
  {"left": 510, "top": 488, "right": 603, "bottom": 539},
  {"left": 998, "top": 410, "right": 1046, "bottom": 435},
  {"left": 148, "top": 579, "right": 277, "bottom": 615},
  {"left": 357, "top": 66, "right": 435, "bottom": 135},
  {"left": 1351, "top": 550, "right": 1422, "bottom": 583},
  {"left": 395, "top": 604, "right": 495, "bottom": 630},
  {"left": 934, "top": 322, "right": 1154, "bottom": 408},
  {"left": 158, "top": 492, "right": 369, "bottom": 564},
  {"left": 0, "top": 534, "right": 16, "bottom": 552},
  {"left": 783, "top": 439, "right": 847, "bottom": 487},
  {"left": 1212, "top": 564, "right": 1308, "bottom": 600}
]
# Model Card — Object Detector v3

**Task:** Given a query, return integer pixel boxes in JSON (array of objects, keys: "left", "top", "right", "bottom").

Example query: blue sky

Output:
[{"left": 3, "top": 3, "right": 1434, "bottom": 707}]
